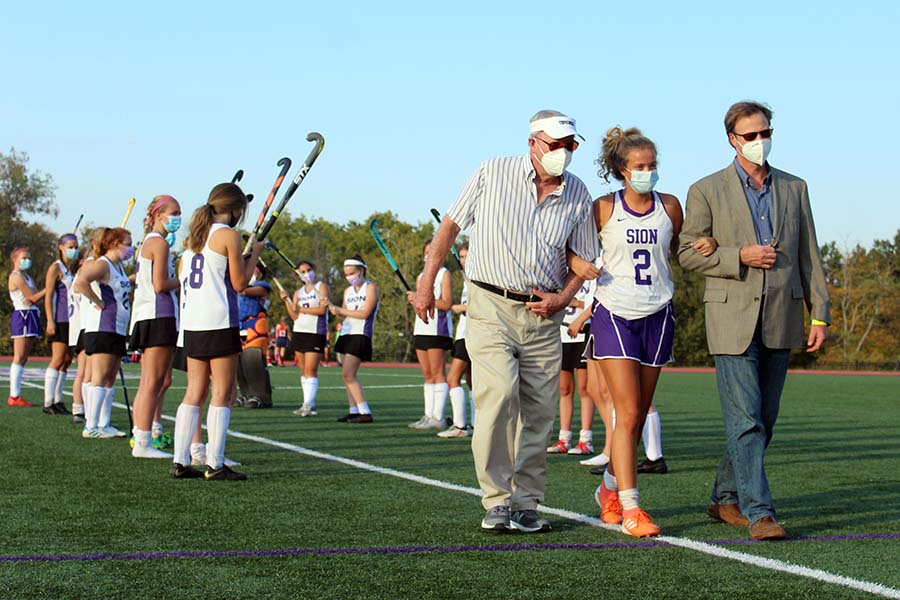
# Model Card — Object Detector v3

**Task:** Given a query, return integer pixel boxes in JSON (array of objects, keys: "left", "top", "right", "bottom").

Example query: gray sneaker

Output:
[
  {"left": 510, "top": 509, "right": 551, "bottom": 533},
  {"left": 481, "top": 505, "right": 511, "bottom": 532}
]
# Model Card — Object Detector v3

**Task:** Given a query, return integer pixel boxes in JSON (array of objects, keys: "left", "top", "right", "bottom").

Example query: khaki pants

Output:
[{"left": 466, "top": 284, "right": 563, "bottom": 510}]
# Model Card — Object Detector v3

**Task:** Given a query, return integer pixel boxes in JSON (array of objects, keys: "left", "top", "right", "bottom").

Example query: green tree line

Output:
[{"left": 2, "top": 148, "right": 898, "bottom": 369}]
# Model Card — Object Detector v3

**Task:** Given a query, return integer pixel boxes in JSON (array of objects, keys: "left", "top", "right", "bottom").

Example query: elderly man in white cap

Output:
[{"left": 415, "top": 110, "right": 599, "bottom": 533}]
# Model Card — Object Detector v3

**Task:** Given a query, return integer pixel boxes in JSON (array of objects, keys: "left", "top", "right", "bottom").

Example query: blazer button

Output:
[{"left": 754, "top": 297, "right": 760, "bottom": 302}]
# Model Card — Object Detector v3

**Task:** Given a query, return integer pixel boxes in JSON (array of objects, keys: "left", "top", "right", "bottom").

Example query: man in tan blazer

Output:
[{"left": 679, "top": 100, "right": 830, "bottom": 540}]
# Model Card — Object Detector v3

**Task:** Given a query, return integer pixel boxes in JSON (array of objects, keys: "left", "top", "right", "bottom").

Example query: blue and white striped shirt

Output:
[{"left": 447, "top": 155, "right": 598, "bottom": 292}]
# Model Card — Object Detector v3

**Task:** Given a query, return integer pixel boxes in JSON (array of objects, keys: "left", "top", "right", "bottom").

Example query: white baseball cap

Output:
[{"left": 529, "top": 114, "right": 585, "bottom": 141}]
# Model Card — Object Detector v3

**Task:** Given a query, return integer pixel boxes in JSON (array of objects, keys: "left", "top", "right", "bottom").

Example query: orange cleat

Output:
[
  {"left": 594, "top": 484, "right": 623, "bottom": 525},
  {"left": 7, "top": 396, "right": 34, "bottom": 407},
  {"left": 621, "top": 508, "right": 661, "bottom": 538}
]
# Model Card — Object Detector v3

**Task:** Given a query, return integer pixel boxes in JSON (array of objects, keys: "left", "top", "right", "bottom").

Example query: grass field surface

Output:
[{"left": 1, "top": 362, "right": 898, "bottom": 599}]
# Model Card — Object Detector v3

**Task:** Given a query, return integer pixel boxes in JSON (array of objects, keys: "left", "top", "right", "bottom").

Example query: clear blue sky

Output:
[{"left": 3, "top": 1, "right": 897, "bottom": 249}]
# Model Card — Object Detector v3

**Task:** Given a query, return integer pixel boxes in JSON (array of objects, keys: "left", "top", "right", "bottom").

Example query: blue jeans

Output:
[{"left": 711, "top": 329, "right": 790, "bottom": 524}]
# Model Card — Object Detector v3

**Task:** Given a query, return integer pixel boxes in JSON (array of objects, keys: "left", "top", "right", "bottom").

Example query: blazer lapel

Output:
[
  {"left": 769, "top": 168, "right": 788, "bottom": 247},
  {"left": 721, "top": 164, "right": 758, "bottom": 244}
]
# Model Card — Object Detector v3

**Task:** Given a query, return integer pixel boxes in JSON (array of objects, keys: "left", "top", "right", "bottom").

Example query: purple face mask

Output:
[
  {"left": 346, "top": 273, "right": 364, "bottom": 287},
  {"left": 120, "top": 245, "right": 135, "bottom": 261}
]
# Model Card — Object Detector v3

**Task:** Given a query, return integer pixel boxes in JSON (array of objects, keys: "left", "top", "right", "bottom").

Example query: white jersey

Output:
[
  {"left": 68, "top": 272, "right": 82, "bottom": 346},
  {"left": 342, "top": 280, "right": 377, "bottom": 338},
  {"left": 454, "top": 281, "right": 469, "bottom": 341},
  {"left": 51, "top": 260, "right": 74, "bottom": 323},
  {"left": 594, "top": 190, "right": 674, "bottom": 320},
  {"left": 293, "top": 281, "right": 327, "bottom": 335},
  {"left": 9, "top": 271, "right": 39, "bottom": 312},
  {"left": 130, "top": 232, "right": 179, "bottom": 331},
  {"left": 561, "top": 277, "right": 597, "bottom": 343},
  {"left": 414, "top": 267, "right": 451, "bottom": 338},
  {"left": 82, "top": 256, "right": 132, "bottom": 336},
  {"left": 179, "top": 223, "right": 239, "bottom": 332}
]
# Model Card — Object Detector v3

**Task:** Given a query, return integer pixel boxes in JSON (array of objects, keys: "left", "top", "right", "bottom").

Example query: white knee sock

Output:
[
  {"left": 468, "top": 389, "right": 475, "bottom": 424},
  {"left": 449, "top": 386, "right": 467, "bottom": 428},
  {"left": 422, "top": 383, "right": 435, "bottom": 418},
  {"left": 301, "top": 377, "right": 318, "bottom": 408},
  {"left": 55, "top": 370, "right": 67, "bottom": 403},
  {"left": 643, "top": 410, "right": 663, "bottom": 461},
  {"left": 99, "top": 387, "right": 115, "bottom": 428},
  {"left": 173, "top": 404, "right": 200, "bottom": 466},
  {"left": 206, "top": 406, "right": 231, "bottom": 470},
  {"left": 87, "top": 385, "right": 106, "bottom": 430},
  {"left": 81, "top": 383, "right": 92, "bottom": 422},
  {"left": 44, "top": 368, "right": 60, "bottom": 407},
  {"left": 10, "top": 363, "right": 24, "bottom": 397},
  {"left": 432, "top": 382, "right": 449, "bottom": 421}
]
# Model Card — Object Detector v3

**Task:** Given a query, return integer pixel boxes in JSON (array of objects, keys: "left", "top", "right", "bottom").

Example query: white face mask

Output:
[
  {"left": 737, "top": 138, "right": 772, "bottom": 166},
  {"left": 626, "top": 169, "right": 659, "bottom": 194},
  {"left": 536, "top": 145, "right": 572, "bottom": 177}
]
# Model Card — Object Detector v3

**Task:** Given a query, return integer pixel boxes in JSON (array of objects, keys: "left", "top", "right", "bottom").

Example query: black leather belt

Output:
[{"left": 471, "top": 280, "right": 541, "bottom": 303}]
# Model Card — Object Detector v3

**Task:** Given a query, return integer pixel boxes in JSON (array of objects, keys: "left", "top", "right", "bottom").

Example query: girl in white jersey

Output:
[
  {"left": 281, "top": 259, "right": 330, "bottom": 417},
  {"left": 68, "top": 229, "right": 104, "bottom": 425},
  {"left": 74, "top": 227, "right": 134, "bottom": 439},
  {"left": 42, "top": 234, "right": 79, "bottom": 416},
  {"left": 169, "top": 183, "right": 263, "bottom": 481},
  {"left": 6, "top": 247, "right": 46, "bottom": 407},
  {"left": 407, "top": 241, "right": 453, "bottom": 431},
  {"left": 329, "top": 255, "right": 378, "bottom": 423},
  {"left": 576, "top": 127, "right": 715, "bottom": 538},
  {"left": 129, "top": 195, "right": 182, "bottom": 458},
  {"left": 439, "top": 242, "right": 475, "bottom": 438}
]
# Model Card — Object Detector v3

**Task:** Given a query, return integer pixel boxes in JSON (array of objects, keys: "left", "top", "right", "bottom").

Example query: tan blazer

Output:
[{"left": 678, "top": 163, "right": 830, "bottom": 355}]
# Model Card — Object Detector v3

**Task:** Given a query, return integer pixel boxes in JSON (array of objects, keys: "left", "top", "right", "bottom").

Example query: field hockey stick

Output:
[
  {"left": 256, "top": 256, "right": 289, "bottom": 295},
  {"left": 118, "top": 366, "right": 134, "bottom": 436},
  {"left": 241, "top": 234, "right": 303, "bottom": 282},
  {"left": 429, "top": 208, "right": 463, "bottom": 270},
  {"left": 73, "top": 214, "right": 84, "bottom": 235},
  {"left": 256, "top": 133, "right": 325, "bottom": 242},
  {"left": 369, "top": 218, "right": 411, "bottom": 291},
  {"left": 121, "top": 197, "right": 136, "bottom": 228},
  {"left": 243, "top": 157, "right": 292, "bottom": 254}
]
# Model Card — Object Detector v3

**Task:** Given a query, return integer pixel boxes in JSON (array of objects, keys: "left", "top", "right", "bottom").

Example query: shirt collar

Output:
[{"left": 733, "top": 158, "right": 771, "bottom": 189}]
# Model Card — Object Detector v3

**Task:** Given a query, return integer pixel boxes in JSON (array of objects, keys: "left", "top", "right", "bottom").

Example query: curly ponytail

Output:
[{"left": 595, "top": 127, "right": 657, "bottom": 183}]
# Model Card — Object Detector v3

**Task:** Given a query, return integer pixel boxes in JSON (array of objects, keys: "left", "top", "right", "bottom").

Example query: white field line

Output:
[
  {"left": 11, "top": 379, "right": 900, "bottom": 598},
  {"left": 165, "top": 384, "right": 423, "bottom": 391}
]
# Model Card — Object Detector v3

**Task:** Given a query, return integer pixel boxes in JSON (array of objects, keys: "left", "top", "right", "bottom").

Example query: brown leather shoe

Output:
[
  {"left": 749, "top": 516, "right": 786, "bottom": 540},
  {"left": 707, "top": 503, "right": 749, "bottom": 527}
]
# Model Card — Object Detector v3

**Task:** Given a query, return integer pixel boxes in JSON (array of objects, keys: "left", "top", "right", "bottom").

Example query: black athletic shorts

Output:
[
  {"left": 129, "top": 317, "right": 178, "bottom": 350},
  {"left": 414, "top": 335, "right": 453, "bottom": 351},
  {"left": 293, "top": 332, "right": 327, "bottom": 354},
  {"left": 335, "top": 334, "right": 372, "bottom": 362},
  {"left": 451, "top": 339, "right": 470, "bottom": 363},
  {"left": 50, "top": 322, "right": 70, "bottom": 344},
  {"left": 71, "top": 330, "right": 85, "bottom": 355},
  {"left": 275, "top": 337, "right": 288, "bottom": 348},
  {"left": 183, "top": 327, "right": 242, "bottom": 359},
  {"left": 561, "top": 337, "right": 589, "bottom": 371},
  {"left": 83, "top": 332, "right": 127, "bottom": 357},
  {"left": 172, "top": 347, "right": 187, "bottom": 372}
]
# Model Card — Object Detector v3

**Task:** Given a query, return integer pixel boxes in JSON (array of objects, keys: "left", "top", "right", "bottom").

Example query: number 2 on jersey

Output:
[{"left": 633, "top": 249, "right": 652, "bottom": 286}]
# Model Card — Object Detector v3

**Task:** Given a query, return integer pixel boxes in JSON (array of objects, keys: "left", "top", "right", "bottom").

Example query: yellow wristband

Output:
[{"left": 811, "top": 319, "right": 828, "bottom": 326}]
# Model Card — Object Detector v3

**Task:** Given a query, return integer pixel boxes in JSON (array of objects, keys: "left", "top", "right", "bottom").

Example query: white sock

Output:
[
  {"left": 55, "top": 370, "right": 67, "bottom": 403},
  {"left": 44, "top": 368, "right": 60, "bottom": 407},
  {"left": 152, "top": 421, "right": 163, "bottom": 439},
  {"left": 348, "top": 405, "right": 360, "bottom": 415},
  {"left": 9, "top": 363, "right": 24, "bottom": 397},
  {"left": 191, "top": 442, "right": 206, "bottom": 463},
  {"left": 82, "top": 383, "right": 92, "bottom": 423},
  {"left": 357, "top": 401, "right": 371, "bottom": 415},
  {"left": 301, "top": 376, "right": 318, "bottom": 408},
  {"left": 579, "top": 429, "right": 593, "bottom": 443},
  {"left": 133, "top": 428, "right": 151, "bottom": 448},
  {"left": 99, "top": 387, "right": 114, "bottom": 428},
  {"left": 173, "top": 404, "right": 201, "bottom": 466},
  {"left": 422, "top": 383, "right": 435, "bottom": 418},
  {"left": 643, "top": 410, "right": 663, "bottom": 461},
  {"left": 603, "top": 469, "right": 618, "bottom": 492},
  {"left": 206, "top": 406, "right": 231, "bottom": 470},
  {"left": 620, "top": 488, "right": 640, "bottom": 511},
  {"left": 87, "top": 385, "right": 105, "bottom": 430},
  {"left": 558, "top": 429, "right": 572, "bottom": 443},
  {"left": 449, "top": 386, "right": 467, "bottom": 428},
  {"left": 432, "top": 382, "right": 449, "bottom": 421},
  {"left": 73, "top": 403, "right": 84, "bottom": 416}
]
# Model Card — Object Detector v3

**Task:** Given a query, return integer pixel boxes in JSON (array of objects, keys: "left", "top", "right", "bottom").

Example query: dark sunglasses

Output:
[
  {"left": 536, "top": 136, "right": 579, "bottom": 152},
  {"left": 732, "top": 128, "right": 774, "bottom": 142}
]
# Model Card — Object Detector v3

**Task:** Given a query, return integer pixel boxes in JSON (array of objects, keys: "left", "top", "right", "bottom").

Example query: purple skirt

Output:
[{"left": 11, "top": 309, "right": 41, "bottom": 338}]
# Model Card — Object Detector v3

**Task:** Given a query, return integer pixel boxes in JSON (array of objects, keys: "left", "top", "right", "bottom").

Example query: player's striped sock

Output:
[
  {"left": 422, "top": 383, "right": 435, "bottom": 419},
  {"left": 44, "top": 368, "right": 60, "bottom": 407},
  {"left": 206, "top": 406, "right": 231, "bottom": 470},
  {"left": 432, "top": 382, "right": 449, "bottom": 421},
  {"left": 173, "top": 404, "right": 200, "bottom": 466},
  {"left": 642, "top": 410, "right": 663, "bottom": 461},
  {"left": 449, "top": 386, "right": 466, "bottom": 428}
]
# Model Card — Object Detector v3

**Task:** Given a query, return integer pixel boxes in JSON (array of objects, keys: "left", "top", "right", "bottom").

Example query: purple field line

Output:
[{"left": 2, "top": 532, "right": 899, "bottom": 564}]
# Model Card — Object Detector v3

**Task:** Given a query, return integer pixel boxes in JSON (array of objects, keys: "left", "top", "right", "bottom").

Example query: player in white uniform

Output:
[
  {"left": 42, "top": 234, "right": 79, "bottom": 416},
  {"left": 281, "top": 259, "right": 330, "bottom": 417},
  {"left": 68, "top": 230, "right": 104, "bottom": 425},
  {"left": 74, "top": 227, "right": 134, "bottom": 440},
  {"left": 6, "top": 247, "right": 46, "bottom": 407},
  {"left": 169, "top": 183, "right": 263, "bottom": 480},
  {"left": 329, "top": 255, "right": 378, "bottom": 423},
  {"left": 407, "top": 241, "right": 453, "bottom": 431},
  {"left": 439, "top": 242, "right": 475, "bottom": 438},
  {"left": 547, "top": 276, "right": 597, "bottom": 455},
  {"left": 129, "top": 195, "right": 182, "bottom": 458}
]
